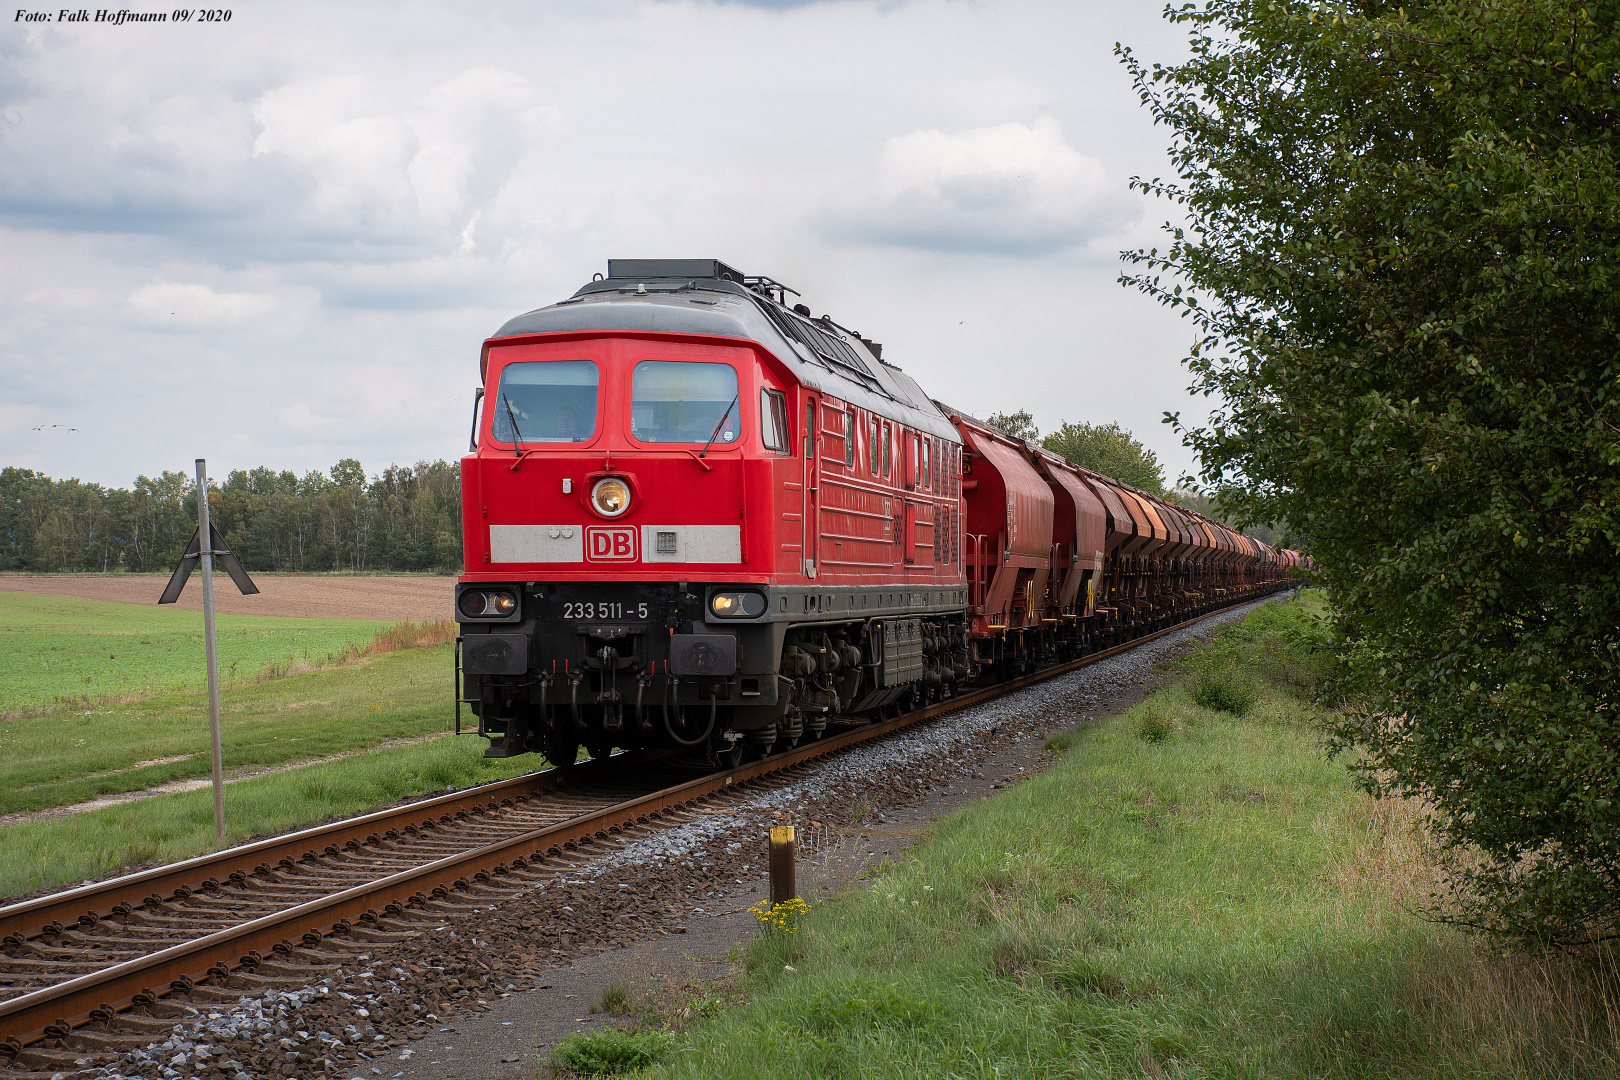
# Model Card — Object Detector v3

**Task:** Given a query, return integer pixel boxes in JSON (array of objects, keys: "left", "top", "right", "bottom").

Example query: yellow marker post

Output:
[{"left": 768, "top": 825, "right": 797, "bottom": 905}]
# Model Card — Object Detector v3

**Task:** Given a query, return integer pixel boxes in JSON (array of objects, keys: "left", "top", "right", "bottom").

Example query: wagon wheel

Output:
[
  {"left": 716, "top": 738, "right": 744, "bottom": 769},
  {"left": 544, "top": 725, "right": 579, "bottom": 770}
]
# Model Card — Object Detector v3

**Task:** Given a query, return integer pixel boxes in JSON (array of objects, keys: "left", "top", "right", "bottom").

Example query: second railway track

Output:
[{"left": 0, "top": 595, "right": 1276, "bottom": 1075}]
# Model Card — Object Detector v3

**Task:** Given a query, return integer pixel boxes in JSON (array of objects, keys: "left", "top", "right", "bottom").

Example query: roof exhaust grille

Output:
[{"left": 606, "top": 259, "right": 747, "bottom": 284}]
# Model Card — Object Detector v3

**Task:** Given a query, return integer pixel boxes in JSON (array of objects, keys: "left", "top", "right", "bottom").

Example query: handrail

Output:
[{"left": 965, "top": 533, "right": 987, "bottom": 612}]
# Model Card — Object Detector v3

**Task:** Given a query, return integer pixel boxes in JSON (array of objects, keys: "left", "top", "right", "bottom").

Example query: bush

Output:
[
  {"left": 1187, "top": 661, "right": 1260, "bottom": 716},
  {"left": 1136, "top": 705, "right": 1175, "bottom": 743},
  {"left": 550, "top": 1028, "right": 677, "bottom": 1074}
]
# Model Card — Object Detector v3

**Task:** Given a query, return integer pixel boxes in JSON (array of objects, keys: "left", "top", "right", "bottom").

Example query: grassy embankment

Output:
[
  {"left": 563, "top": 596, "right": 1620, "bottom": 1079},
  {"left": 0, "top": 593, "right": 546, "bottom": 899}
]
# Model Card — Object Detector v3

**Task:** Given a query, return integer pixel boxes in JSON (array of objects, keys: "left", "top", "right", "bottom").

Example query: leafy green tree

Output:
[
  {"left": 983, "top": 409, "right": 1039, "bottom": 443},
  {"left": 128, "top": 471, "right": 193, "bottom": 572},
  {"left": 1121, "top": 1, "right": 1620, "bottom": 943},
  {"left": 0, "top": 468, "right": 52, "bottom": 569},
  {"left": 1043, "top": 421, "right": 1166, "bottom": 495}
]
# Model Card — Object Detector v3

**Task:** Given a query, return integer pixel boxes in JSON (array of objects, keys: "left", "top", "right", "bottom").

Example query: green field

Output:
[
  {"left": 0, "top": 592, "right": 391, "bottom": 713},
  {"left": 0, "top": 619, "right": 467, "bottom": 816}
]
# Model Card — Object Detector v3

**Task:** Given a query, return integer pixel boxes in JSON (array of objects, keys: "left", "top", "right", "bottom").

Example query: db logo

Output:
[{"left": 585, "top": 526, "right": 638, "bottom": 561}]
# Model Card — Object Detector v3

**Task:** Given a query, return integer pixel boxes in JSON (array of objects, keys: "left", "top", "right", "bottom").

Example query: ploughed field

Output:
[{"left": 0, "top": 572, "right": 452, "bottom": 622}]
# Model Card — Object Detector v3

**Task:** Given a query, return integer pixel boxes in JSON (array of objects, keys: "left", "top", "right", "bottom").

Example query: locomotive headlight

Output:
[
  {"left": 591, "top": 477, "right": 631, "bottom": 517},
  {"left": 710, "top": 591, "right": 766, "bottom": 618},
  {"left": 459, "top": 589, "right": 518, "bottom": 619}
]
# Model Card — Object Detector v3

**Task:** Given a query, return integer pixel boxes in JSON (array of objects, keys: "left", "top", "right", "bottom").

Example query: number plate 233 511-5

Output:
[{"left": 561, "top": 601, "right": 649, "bottom": 620}]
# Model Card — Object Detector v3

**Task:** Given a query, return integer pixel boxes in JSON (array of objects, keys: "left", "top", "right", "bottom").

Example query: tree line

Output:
[{"left": 0, "top": 459, "right": 463, "bottom": 574}]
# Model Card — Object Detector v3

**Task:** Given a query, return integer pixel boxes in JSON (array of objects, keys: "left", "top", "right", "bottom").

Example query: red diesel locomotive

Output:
[{"left": 455, "top": 259, "right": 1296, "bottom": 766}]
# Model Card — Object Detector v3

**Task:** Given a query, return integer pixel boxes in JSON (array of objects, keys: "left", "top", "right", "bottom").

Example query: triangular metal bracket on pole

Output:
[
  {"left": 157, "top": 459, "right": 258, "bottom": 845},
  {"left": 157, "top": 524, "right": 259, "bottom": 604}
]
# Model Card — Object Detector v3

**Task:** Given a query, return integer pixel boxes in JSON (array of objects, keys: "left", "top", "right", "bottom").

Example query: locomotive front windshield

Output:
[
  {"left": 491, "top": 360, "right": 599, "bottom": 443},
  {"left": 630, "top": 361, "right": 740, "bottom": 444}
]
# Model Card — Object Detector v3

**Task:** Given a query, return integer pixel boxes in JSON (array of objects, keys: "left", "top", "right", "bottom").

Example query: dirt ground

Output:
[{"left": 0, "top": 572, "right": 454, "bottom": 622}]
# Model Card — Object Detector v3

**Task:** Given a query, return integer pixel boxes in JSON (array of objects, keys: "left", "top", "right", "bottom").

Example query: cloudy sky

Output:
[{"left": 1, "top": 0, "right": 1205, "bottom": 491}]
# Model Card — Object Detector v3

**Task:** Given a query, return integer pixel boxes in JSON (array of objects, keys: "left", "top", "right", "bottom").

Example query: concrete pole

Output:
[{"left": 195, "top": 459, "right": 226, "bottom": 844}]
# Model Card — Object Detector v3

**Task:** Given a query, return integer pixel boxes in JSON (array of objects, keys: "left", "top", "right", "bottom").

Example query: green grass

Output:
[
  {"left": 553, "top": 1029, "right": 677, "bottom": 1075},
  {"left": 656, "top": 595, "right": 1620, "bottom": 1080},
  {"left": 0, "top": 591, "right": 391, "bottom": 712},
  {"left": 0, "top": 636, "right": 463, "bottom": 816},
  {"left": 0, "top": 731, "right": 543, "bottom": 898}
]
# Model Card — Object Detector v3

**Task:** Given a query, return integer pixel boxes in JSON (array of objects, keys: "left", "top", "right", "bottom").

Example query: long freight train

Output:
[{"left": 454, "top": 259, "right": 1300, "bottom": 766}]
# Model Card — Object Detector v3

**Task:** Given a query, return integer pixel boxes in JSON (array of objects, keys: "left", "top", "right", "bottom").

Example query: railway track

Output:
[{"left": 0, "top": 592, "right": 1281, "bottom": 1074}]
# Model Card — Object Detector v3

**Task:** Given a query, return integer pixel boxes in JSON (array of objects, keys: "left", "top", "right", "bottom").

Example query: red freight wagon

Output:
[{"left": 1031, "top": 448, "right": 1107, "bottom": 632}]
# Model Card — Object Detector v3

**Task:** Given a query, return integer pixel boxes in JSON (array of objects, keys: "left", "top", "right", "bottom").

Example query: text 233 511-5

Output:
[{"left": 561, "top": 602, "right": 648, "bottom": 621}]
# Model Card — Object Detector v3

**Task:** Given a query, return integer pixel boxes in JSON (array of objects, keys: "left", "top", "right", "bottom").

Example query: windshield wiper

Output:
[
  {"left": 699, "top": 395, "right": 738, "bottom": 459},
  {"left": 502, "top": 394, "right": 534, "bottom": 471}
]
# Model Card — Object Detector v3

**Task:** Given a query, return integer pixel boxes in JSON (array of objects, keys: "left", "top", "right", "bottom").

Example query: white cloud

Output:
[
  {"left": 249, "top": 68, "right": 561, "bottom": 249},
  {"left": 814, "top": 116, "right": 1140, "bottom": 256},
  {"left": 251, "top": 75, "right": 419, "bottom": 230},
  {"left": 126, "top": 282, "right": 296, "bottom": 328}
]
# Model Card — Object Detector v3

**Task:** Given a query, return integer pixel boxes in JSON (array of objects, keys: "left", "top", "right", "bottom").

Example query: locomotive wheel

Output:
[
  {"left": 717, "top": 739, "right": 744, "bottom": 769},
  {"left": 587, "top": 742, "right": 614, "bottom": 761},
  {"left": 544, "top": 727, "right": 579, "bottom": 769}
]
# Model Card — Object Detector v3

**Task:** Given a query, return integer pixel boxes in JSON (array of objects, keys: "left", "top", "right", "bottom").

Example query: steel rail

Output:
[
  {"left": 0, "top": 750, "right": 675, "bottom": 948},
  {"left": 0, "top": 589, "right": 1280, "bottom": 1052}
]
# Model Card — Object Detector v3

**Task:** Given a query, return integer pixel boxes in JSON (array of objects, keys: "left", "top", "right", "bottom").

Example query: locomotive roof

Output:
[{"left": 488, "top": 261, "right": 960, "bottom": 442}]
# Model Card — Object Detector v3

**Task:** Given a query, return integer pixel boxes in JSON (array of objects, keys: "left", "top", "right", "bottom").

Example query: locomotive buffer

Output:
[{"left": 157, "top": 458, "right": 259, "bottom": 842}]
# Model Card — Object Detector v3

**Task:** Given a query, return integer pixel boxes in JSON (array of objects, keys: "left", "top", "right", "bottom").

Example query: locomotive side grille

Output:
[{"left": 880, "top": 620, "right": 925, "bottom": 686}]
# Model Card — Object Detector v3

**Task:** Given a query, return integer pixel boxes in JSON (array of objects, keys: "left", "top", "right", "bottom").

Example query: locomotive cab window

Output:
[
  {"left": 845, "top": 407, "right": 856, "bottom": 467},
  {"left": 630, "top": 361, "right": 740, "bottom": 445},
  {"left": 869, "top": 415, "right": 881, "bottom": 475},
  {"left": 491, "top": 360, "right": 599, "bottom": 444},
  {"left": 761, "top": 389, "right": 789, "bottom": 453}
]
